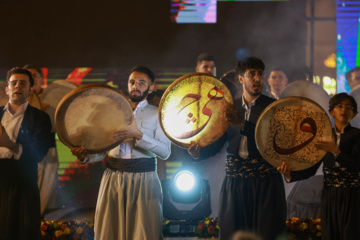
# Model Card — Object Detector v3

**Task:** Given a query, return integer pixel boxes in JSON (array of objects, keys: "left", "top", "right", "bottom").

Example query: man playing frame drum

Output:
[
  {"left": 71, "top": 66, "right": 171, "bottom": 240},
  {"left": 188, "top": 57, "right": 286, "bottom": 240}
]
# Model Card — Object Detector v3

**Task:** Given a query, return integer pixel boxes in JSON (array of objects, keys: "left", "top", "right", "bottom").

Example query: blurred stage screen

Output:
[
  {"left": 170, "top": 0, "right": 291, "bottom": 24},
  {"left": 336, "top": 0, "right": 360, "bottom": 93}
]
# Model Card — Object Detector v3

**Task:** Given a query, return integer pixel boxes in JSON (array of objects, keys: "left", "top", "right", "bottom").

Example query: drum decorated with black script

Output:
[
  {"left": 159, "top": 73, "right": 234, "bottom": 148},
  {"left": 255, "top": 96, "right": 333, "bottom": 171},
  {"left": 55, "top": 84, "right": 133, "bottom": 153}
]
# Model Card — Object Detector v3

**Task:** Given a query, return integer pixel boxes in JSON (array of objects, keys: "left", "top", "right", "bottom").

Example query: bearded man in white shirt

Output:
[
  {"left": 0, "top": 67, "right": 52, "bottom": 240},
  {"left": 72, "top": 66, "right": 171, "bottom": 240}
]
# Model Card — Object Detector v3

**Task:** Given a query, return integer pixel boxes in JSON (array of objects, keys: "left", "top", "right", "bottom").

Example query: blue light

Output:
[{"left": 174, "top": 170, "right": 196, "bottom": 191}]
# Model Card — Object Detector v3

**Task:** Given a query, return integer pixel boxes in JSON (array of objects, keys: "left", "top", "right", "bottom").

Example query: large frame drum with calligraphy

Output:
[
  {"left": 256, "top": 96, "right": 332, "bottom": 171},
  {"left": 55, "top": 84, "right": 133, "bottom": 154},
  {"left": 159, "top": 73, "right": 234, "bottom": 148}
]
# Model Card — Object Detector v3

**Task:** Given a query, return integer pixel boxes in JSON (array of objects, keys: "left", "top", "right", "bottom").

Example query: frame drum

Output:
[
  {"left": 55, "top": 84, "right": 133, "bottom": 153},
  {"left": 256, "top": 96, "right": 332, "bottom": 171},
  {"left": 280, "top": 80, "right": 330, "bottom": 117},
  {"left": 159, "top": 73, "right": 233, "bottom": 148},
  {"left": 41, "top": 80, "right": 78, "bottom": 131}
]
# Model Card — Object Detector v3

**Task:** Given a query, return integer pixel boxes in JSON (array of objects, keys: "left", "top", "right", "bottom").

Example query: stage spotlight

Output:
[
  {"left": 162, "top": 169, "right": 211, "bottom": 221},
  {"left": 174, "top": 170, "right": 196, "bottom": 191}
]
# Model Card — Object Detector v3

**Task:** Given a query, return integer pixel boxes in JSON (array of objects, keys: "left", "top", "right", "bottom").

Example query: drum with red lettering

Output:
[
  {"left": 159, "top": 73, "right": 234, "bottom": 148},
  {"left": 256, "top": 96, "right": 333, "bottom": 171}
]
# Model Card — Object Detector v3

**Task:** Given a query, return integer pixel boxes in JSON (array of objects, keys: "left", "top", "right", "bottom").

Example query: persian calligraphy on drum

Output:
[
  {"left": 159, "top": 73, "right": 233, "bottom": 148},
  {"left": 256, "top": 97, "right": 332, "bottom": 171},
  {"left": 55, "top": 84, "right": 133, "bottom": 153}
]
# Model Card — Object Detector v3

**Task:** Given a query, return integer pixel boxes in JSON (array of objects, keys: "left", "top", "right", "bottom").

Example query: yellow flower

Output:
[
  {"left": 41, "top": 231, "right": 46, "bottom": 236},
  {"left": 316, "top": 232, "right": 322, "bottom": 237},
  {"left": 315, "top": 218, "right": 321, "bottom": 223},
  {"left": 300, "top": 222, "right": 308, "bottom": 230},
  {"left": 55, "top": 230, "right": 63, "bottom": 238},
  {"left": 77, "top": 227, "right": 84, "bottom": 234},
  {"left": 205, "top": 219, "right": 210, "bottom": 225},
  {"left": 291, "top": 217, "right": 300, "bottom": 224},
  {"left": 316, "top": 224, "right": 321, "bottom": 231},
  {"left": 216, "top": 224, "right": 220, "bottom": 229},
  {"left": 64, "top": 228, "right": 71, "bottom": 234}
]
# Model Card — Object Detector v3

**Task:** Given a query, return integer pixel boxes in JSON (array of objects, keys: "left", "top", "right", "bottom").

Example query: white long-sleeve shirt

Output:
[
  {"left": 85, "top": 100, "right": 171, "bottom": 163},
  {"left": 0, "top": 102, "right": 25, "bottom": 159}
]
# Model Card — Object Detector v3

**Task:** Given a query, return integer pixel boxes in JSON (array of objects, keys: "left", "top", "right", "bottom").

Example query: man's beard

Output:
[
  {"left": 129, "top": 87, "right": 150, "bottom": 103},
  {"left": 245, "top": 82, "right": 262, "bottom": 97}
]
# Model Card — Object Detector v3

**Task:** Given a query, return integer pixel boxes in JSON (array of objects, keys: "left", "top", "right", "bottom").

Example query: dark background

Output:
[{"left": 0, "top": 0, "right": 306, "bottom": 79}]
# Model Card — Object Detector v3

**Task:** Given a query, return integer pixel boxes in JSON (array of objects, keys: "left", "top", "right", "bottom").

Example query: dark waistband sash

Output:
[
  {"left": 105, "top": 156, "right": 156, "bottom": 173},
  {"left": 0, "top": 158, "right": 17, "bottom": 168},
  {"left": 225, "top": 155, "right": 278, "bottom": 178}
]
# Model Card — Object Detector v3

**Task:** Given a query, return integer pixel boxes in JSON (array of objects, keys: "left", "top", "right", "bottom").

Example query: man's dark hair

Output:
[
  {"left": 267, "top": 66, "right": 288, "bottom": 78},
  {"left": 345, "top": 67, "right": 360, "bottom": 83},
  {"left": 329, "top": 92, "right": 358, "bottom": 114},
  {"left": 236, "top": 57, "right": 265, "bottom": 75},
  {"left": 130, "top": 65, "right": 155, "bottom": 83},
  {"left": 23, "top": 64, "right": 44, "bottom": 78},
  {"left": 6, "top": 67, "right": 34, "bottom": 87},
  {"left": 197, "top": 53, "right": 215, "bottom": 65}
]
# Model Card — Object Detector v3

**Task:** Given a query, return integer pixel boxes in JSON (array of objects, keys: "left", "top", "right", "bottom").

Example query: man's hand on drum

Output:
[
  {"left": 187, "top": 141, "right": 200, "bottom": 159},
  {"left": 71, "top": 146, "right": 86, "bottom": 162},
  {"left": 314, "top": 136, "right": 339, "bottom": 154},
  {"left": 277, "top": 162, "right": 292, "bottom": 181},
  {"left": 113, "top": 117, "right": 143, "bottom": 142},
  {"left": 225, "top": 109, "right": 244, "bottom": 128}
]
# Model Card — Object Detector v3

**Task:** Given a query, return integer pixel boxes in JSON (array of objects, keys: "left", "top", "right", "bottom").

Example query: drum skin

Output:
[
  {"left": 41, "top": 80, "right": 78, "bottom": 110},
  {"left": 280, "top": 80, "right": 330, "bottom": 117},
  {"left": 55, "top": 84, "right": 133, "bottom": 153},
  {"left": 40, "top": 80, "right": 78, "bottom": 131},
  {"left": 159, "top": 73, "right": 233, "bottom": 148},
  {"left": 256, "top": 96, "right": 332, "bottom": 171}
]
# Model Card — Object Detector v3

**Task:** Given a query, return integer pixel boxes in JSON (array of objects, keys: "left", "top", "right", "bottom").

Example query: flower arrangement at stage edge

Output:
[
  {"left": 40, "top": 220, "right": 94, "bottom": 240},
  {"left": 195, "top": 217, "right": 220, "bottom": 239},
  {"left": 286, "top": 217, "right": 322, "bottom": 240}
]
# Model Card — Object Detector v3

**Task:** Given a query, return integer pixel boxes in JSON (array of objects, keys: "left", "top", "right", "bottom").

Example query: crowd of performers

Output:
[{"left": 0, "top": 55, "right": 359, "bottom": 240}]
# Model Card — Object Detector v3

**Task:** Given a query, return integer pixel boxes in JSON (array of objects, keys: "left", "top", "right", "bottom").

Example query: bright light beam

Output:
[{"left": 174, "top": 170, "right": 196, "bottom": 191}]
